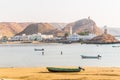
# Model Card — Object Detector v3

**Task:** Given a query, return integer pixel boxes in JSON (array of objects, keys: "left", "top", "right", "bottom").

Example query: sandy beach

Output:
[{"left": 0, "top": 67, "right": 120, "bottom": 80}]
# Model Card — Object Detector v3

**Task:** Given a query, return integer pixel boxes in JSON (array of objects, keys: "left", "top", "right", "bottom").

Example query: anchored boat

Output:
[
  {"left": 81, "top": 55, "right": 101, "bottom": 59},
  {"left": 34, "top": 48, "right": 44, "bottom": 51}
]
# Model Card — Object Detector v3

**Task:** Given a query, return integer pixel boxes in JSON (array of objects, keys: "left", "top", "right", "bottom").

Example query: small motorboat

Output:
[
  {"left": 34, "top": 48, "right": 44, "bottom": 51},
  {"left": 47, "top": 67, "right": 85, "bottom": 72},
  {"left": 112, "top": 46, "right": 120, "bottom": 48},
  {"left": 81, "top": 55, "right": 101, "bottom": 59}
]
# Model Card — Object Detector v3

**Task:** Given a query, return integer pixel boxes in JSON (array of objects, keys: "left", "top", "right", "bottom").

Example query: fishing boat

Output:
[
  {"left": 34, "top": 48, "right": 44, "bottom": 51},
  {"left": 81, "top": 55, "right": 101, "bottom": 59},
  {"left": 46, "top": 67, "right": 85, "bottom": 72},
  {"left": 112, "top": 46, "right": 120, "bottom": 48}
]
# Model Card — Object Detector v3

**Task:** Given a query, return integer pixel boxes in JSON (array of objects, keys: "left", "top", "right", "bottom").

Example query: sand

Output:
[{"left": 0, "top": 67, "right": 120, "bottom": 80}]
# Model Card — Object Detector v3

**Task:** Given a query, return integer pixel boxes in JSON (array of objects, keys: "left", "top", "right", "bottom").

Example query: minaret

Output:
[
  {"left": 70, "top": 26, "right": 72, "bottom": 35},
  {"left": 104, "top": 25, "right": 107, "bottom": 34}
]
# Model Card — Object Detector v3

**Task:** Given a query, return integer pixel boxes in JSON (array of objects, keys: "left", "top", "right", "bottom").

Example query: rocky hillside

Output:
[
  {"left": 18, "top": 18, "right": 102, "bottom": 37},
  {"left": 63, "top": 18, "right": 102, "bottom": 35},
  {"left": 0, "top": 18, "right": 103, "bottom": 37},
  {"left": 49, "top": 23, "right": 67, "bottom": 30},
  {"left": 17, "top": 23, "right": 64, "bottom": 36},
  {"left": 90, "top": 34, "right": 118, "bottom": 43},
  {"left": 0, "top": 22, "right": 31, "bottom": 37},
  {"left": 17, "top": 23, "right": 54, "bottom": 35}
]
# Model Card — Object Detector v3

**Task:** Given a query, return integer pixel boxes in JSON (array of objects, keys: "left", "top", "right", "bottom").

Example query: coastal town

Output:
[
  {"left": 0, "top": 26, "right": 119, "bottom": 44},
  {"left": 0, "top": 18, "right": 119, "bottom": 44},
  {"left": 1, "top": 0, "right": 120, "bottom": 80}
]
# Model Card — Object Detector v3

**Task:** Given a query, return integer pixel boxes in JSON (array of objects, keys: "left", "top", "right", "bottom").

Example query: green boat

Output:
[{"left": 47, "top": 67, "right": 85, "bottom": 72}]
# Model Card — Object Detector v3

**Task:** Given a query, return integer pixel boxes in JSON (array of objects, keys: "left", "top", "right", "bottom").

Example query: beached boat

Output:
[
  {"left": 81, "top": 55, "right": 101, "bottom": 59},
  {"left": 47, "top": 67, "right": 85, "bottom": 72}
]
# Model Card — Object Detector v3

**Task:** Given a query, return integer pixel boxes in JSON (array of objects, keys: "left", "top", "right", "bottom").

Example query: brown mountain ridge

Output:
[
  {"left": 63, "top": 18, "right": 102, "bottom": 35},
  {"left": 0, "top": 18, "right": 102, "bottom": 37},
  {"left": 0, "top": 22, "right": 31, "bottom": 37}
]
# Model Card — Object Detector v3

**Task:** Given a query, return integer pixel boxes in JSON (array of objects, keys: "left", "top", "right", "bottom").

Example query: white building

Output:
[
  {"left": 10, "top": 33, "right": 53, "bottom": 41},
  {"left": 79, "top": 34, "right": 96, "bottom": 40},
  {"left": 67, "top": 33, "right": 96, "bottom": 41},
  {"left": 10, "top": 35, "right": 22, "bottom": 41},
  {"left": 41, "top": 34, "right": 53, "bottom": 39},
  {"left": 67, "top": 33, "right": 80, "bottom": 41},
  {"left": 28, "top": 33, "right": 42, "bottom": 41}
]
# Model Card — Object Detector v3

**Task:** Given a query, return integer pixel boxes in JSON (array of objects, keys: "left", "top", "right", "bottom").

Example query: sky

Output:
[{"left": 0, "top": 0, "right": 120, "bottom": 27}]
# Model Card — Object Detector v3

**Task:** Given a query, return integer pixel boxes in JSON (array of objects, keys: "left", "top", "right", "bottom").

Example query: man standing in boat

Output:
[
  {"left": 61, "top": 51, "right": 63, "bottom": 55},
  {"left": 42, "top": 51, "right": 44, "bottom": 55}
]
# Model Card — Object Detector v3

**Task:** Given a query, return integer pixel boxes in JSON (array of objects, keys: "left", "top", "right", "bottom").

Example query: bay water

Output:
[{"left": 0, "top": 43, "right": 120, "bottom": 67}]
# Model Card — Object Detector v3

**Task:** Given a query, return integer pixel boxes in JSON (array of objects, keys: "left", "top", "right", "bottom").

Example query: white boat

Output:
[{"left": 34, "top": 48, "right": 44, "bottom": 51}]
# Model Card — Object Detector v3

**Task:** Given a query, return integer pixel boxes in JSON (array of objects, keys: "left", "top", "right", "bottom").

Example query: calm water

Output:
[{"left": 0, "top": 43, "right": 120, "bottom": 67}]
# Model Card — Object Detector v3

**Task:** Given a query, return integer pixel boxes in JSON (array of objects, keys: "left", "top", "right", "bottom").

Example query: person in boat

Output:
[
  {"left": 98, "top": 55, "right": 101, "bottom": 57},
  {"left": 42, "top": 52, "right": 44, "bottom": 55},
  {"left": 97, "top": 55, "right": 102, "bottom": 59},
  {"left": 61, "top": 51, "right": 63, "bottom": 55}
]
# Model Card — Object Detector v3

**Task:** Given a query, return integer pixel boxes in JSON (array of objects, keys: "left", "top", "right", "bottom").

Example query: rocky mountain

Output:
[
  {"left": 63, "top": 18, "right": 102, "bottom": 35},
  {"left": 90, "top": 34, "right": 118, "bottom": 43},
  {"left": 0, "top": 22, "right": 31, "bottom": 37},
  {"left": 17, "top": 23, "right": 54, "bottom": 35},
  {"left": 0, "top": 18, "right": 104, "bottom": 37},
  {"left": 17, "top": 23, "right": 64, "bottom": 36},
  {"left": 0, "top": 22, "right": 30, "bottom": 37},
  {"left": 18, "top": 23, "right": 32, "bottom": 29},
  {"left": 49, "top": 23, "right": 67, "bottom": 30}
]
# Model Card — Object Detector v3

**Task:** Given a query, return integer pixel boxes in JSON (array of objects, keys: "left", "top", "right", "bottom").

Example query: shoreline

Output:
[
  {"left": 1, "top": 40, "right": 120, "bottom": 44},
  {"left": 0, "top": 67, "right": 120, "bottom": 80}
]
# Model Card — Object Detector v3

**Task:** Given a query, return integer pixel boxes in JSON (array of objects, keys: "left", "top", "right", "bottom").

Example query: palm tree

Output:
[{"left": 64, "top": 33, "right": 69, "bottom": 39}]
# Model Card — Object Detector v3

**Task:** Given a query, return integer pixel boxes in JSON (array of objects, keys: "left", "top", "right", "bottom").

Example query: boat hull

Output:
[
  {"left": 81, "top": 55, "right": 101, "bottom": 59},
  {"left": 47, "top": 67, "right": 81, "bottom": 72}
]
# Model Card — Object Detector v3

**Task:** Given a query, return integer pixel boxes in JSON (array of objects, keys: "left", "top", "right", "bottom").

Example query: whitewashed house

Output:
[
  {"left": 66, "top": 25, "right": 96, "bottom": 41},
  {"left": 67, "top": 33, "right": 80, "bottom": 41},
  {"left": 28, "top": 33, "right": 42, "bottom": 41},
  {"left": 10, "top": 35, "right": 22, "bottom": 41},
  {"left": 10, "top": 33, "right": 53, "bottom": 41},
  {"left": 67, "top": 33, "right": 96, "bottom": 41},
  {"left": 21, "top": 34, "right": 29, "bottom": 41},
  {"left": 79, "top": 34, "right": 96, "bottom": 40},
  {"left": 41, "top": 34, "right": 53, "bottom": 39}
]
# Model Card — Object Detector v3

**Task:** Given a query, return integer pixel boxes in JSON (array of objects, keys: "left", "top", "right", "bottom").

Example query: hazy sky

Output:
[{"left": 0, "top": 0, "right": 120, "bottom": 27}]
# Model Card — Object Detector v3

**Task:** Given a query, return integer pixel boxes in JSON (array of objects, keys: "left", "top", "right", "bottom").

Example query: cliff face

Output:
[{"left": 63, "top": 18, "right": 102, "bottom": 35}]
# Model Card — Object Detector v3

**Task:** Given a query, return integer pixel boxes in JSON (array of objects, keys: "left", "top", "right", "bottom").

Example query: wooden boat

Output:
[
  {"left": 81, "top": 55, "right": 101, "bottom": 59},
  {"left": 34, "top": 48, "right": 44, "bottom": 51},
  {"left": 112, "top": 46, "right": 120, "bottom": 48},
  {"left": 47, "top": 67, "right": 85, "bottom": 72}
]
